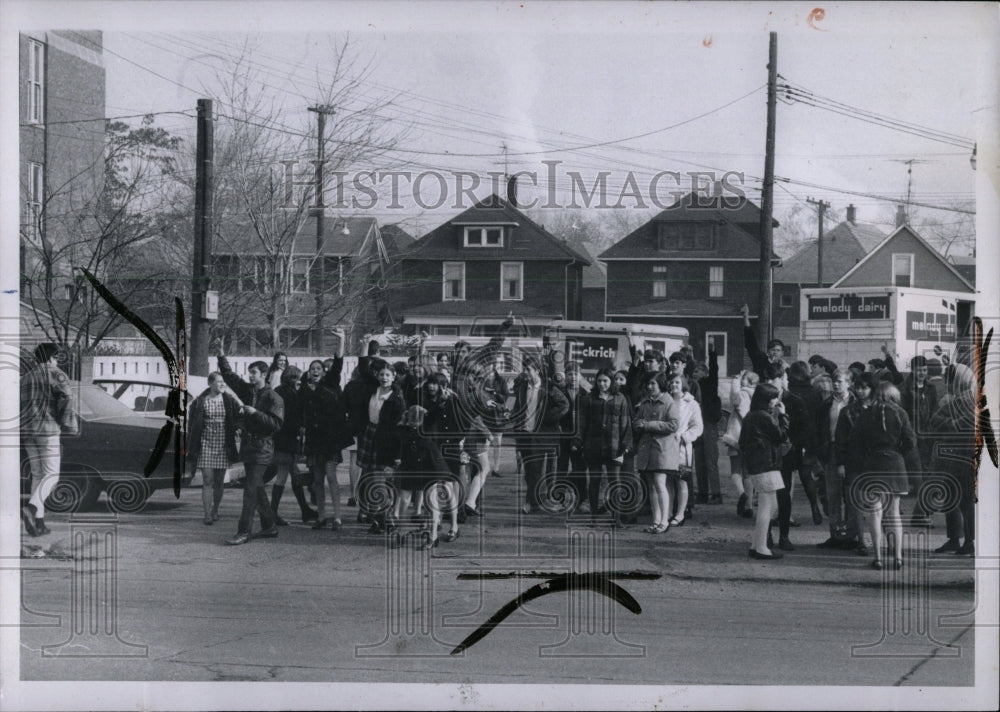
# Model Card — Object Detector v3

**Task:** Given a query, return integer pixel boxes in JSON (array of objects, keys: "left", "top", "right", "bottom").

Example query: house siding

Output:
[
  {"left": 838, "top": 229, "right": 971, "bottom": 292},
  {"left": 392, "top": 258, "right": 575, "bottom": 317},
  {"left": 605, "top": 261, "right": 761, "bottom": 313}
]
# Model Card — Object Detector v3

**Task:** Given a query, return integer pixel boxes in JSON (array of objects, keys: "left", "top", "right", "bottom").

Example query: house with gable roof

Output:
[
  {"left": 213, "top": 215, "right": 405, "bottom": 355},
  {"left": 598, "top": 191, "right": 780, "bottom": 376},
  {"left": 386, "top": 194, "right": 592, "bottom": 337},
  {"left": 773, "top": 204, "right": 888, "bottom": 357}
]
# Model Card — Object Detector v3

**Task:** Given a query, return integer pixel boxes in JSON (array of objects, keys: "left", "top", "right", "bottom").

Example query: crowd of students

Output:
[{"left": 185, "top": 314, "right": 978, "bottom": 567}]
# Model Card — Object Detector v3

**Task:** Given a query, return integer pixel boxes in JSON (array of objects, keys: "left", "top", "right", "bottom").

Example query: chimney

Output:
[
  {"left": 506, "top": 175, "right": 518, "bottom": 208},
  {"left": 895, "top": 204, "right": 907, "bottom": 228},
  {"left": 846, "top": 203, "right": 856, "bottom": 225}
]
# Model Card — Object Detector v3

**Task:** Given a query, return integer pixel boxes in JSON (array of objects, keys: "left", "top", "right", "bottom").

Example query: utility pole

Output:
[
  {"left": 806, "top": 197, "right": 830, "bottom": 286},
  {"left": 757, "top": 32, "right": 778, "bottom": 344},
  {"left": 308, "top": 104, "right": 335, "bottom": 354},
  {"left": 190, "top": 99, "right": 214, "bottom": 377}
]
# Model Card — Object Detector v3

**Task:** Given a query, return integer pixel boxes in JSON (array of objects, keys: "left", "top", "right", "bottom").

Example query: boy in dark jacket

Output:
[{"left": 218, "top": 356, "right": 284, "bottom": 545}]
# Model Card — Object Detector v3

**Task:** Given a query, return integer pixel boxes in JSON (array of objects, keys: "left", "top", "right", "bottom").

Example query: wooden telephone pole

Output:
[
  {"left": 308, "top": 104, "right": 335, "bottom": 354},
  {"left": 806, "top": 197, "right": 831, "bottom": 286},
  {"left": 757, "top": 32, "right": 778, "bottom": 344},
  {"left": 190, "top": 99, "right": 214, "bottom": 377}
]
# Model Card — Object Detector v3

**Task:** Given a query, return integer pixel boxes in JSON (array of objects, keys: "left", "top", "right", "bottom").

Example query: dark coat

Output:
[
  {"left": 557, "top": 385, "right": 586, "bottom": 438},
  {"left": 187, "top": 389, "right": 242, "bottom": 470},
  {"left": 855, "top": 401, "right": 920, "bottom": 492},
  {"left": 217, "top": 356, "right": 284, "bottom": 465},
  {"left": 739, "top": 409, "right": 790, "bottom": 475},
  {"left": 272, "top": 383, "right": 301, "bottom": 455},
  {"left": 299, "top": 381, "right": 354, "bottom": 458},
  {"left": 780, "top": 389, "right": 816, "bottom": 469},
  {"left": 697, "top": 349, "right": 722, "bottom": 424},
  {"left": 394, "top": 426, "right": 452, "bottom": 492},
  {"left": 356, "top": 361, "right": 407, "bottom": 469},
  {"left": 834, "top": 401, "right": 867, "bottom": 478},
  {"left": 928, "top": 394, "right": 977, "bottom": 482},
  {"left": 901, "top": 376, "right": 939, "bottom": 466},
  {"left": 510, "top": 375, "right": 570, "bottom": 436},
  {"left": 344, "top": 377, "right": 370, "bottom": 438},
  {"left": 574, "top": 391, "right": 633, "bottom": 461}
]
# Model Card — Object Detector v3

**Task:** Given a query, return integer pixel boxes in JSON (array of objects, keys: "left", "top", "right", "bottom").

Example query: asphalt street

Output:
[{"left": 18, "top": 447, "right": 977, "bottom": 688}]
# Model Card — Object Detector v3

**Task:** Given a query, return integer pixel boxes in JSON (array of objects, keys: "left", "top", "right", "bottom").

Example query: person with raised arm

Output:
[
  {"left": 217, "top": 350, "right": 284, "bottom": 546},
  {"left": 741, "top": 303, "right": 788, "bottom": 380}
]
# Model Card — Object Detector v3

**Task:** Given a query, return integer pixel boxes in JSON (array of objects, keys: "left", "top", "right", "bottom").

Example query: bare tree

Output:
[
  {"left": 204, "top": 38, "right": 409, "bottom": 356},
  {"left": 21, "top": 116, "right": 187, "bottom": 371}
]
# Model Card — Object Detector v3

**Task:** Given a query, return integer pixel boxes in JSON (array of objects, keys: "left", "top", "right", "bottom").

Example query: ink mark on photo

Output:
[
  {"left": 449, "top": 571, "right": 651, "bottom": 655},
  {"left": 79, "top": 269, "right": 188, "bottom": 495}
]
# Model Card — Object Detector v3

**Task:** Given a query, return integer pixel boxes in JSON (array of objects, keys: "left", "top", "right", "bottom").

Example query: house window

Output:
[
  {"left": 892, "top": 253, "right": 913, "bottom": 287},
  {"left": 464, "top": 226, "right": 503, "bottom": 247},
  {"left": 443, "top": 262, "right": 465, "bottom": 301},
  {"left": 709, "top": 266, "right": 724, "bottom": 298},
  {"left": 290, "top": 257, "right": 310, "bottom": 293},
  {"left": 26, "top": 39, "right": 44, "bottom": 124},
  {"left": 500, "top": 262, "right": 523, "bottom": 301},
  {"left": 653, "top": 280, "right": 667, "bottom": 298},
  {"left": 25, "top": 162, "right": 43, "bottom": 240},
  {"left": 652, "top": 265, "right": 667, "bottom": 273},
  {"left": 657, "top": 222, "right": 717, "bottom": 251},
  {"left": 780, "top": 293, "right": 794, "bottom": 308}
]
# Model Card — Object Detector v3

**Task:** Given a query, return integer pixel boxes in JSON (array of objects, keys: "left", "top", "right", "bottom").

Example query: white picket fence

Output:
[{"left": 90, "top": 353, "right": 411, "bottom": 391}]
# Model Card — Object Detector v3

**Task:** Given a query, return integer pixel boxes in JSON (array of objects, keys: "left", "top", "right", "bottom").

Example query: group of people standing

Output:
[
  {"left": 728, "top": 305, "right": 978, "bottom": 568},
  {"left": 22, "top": 313, "right": 976, "bottom": 570}
]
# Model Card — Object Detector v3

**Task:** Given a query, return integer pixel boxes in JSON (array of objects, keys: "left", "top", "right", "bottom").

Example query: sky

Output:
[
  {"left": 4, "top": 1, "right": 994, "bottom": 244},
  {"left": 1, "top": 4, "right": 999, "bottom": 709}
]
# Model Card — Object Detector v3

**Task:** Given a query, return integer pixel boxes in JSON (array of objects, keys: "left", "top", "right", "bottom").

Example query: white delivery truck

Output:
[
  {"left": 798, "top": 286, "right": 976, "bottom": 367},
  {"left": 543, "top": 320, "right": 689, "bottom": 379},
  {"left": 367, "top": 319, "right": 688, "bottom": 382}
]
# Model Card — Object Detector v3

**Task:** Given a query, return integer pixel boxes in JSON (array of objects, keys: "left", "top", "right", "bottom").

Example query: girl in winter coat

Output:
[
  {"left": 723, "top": 370, "right": 759, "bottom": 519},
  {"left": 632, "top": 372, "right": 679, "bottom": 533},
  {"left": 928, "top": 363, "right": 976, "bottom": 556},
  {"left": 852, "top": 376, "right": 920, "bottom": 570},
  {"left": 574, "top": 367, "right": 633, "bottom": 527},
  {"left": 394, "top": 405, "right": 456, "bottom": 549},
  {"left": 423, "top": 372, "right": 463, "bottom": 539},
  {"left": 738, "top": 382, "right": 789, "bottom": 560},
  {"left": 357, "top": 358, "right": 407, "bottom": 533},
  {"left": 188, "top": 372, "right": 242, "bottom": 526},
  {"left": 269, "top": 366, "right": 319, "bottom": 525},
  {"left": 301, "top": 359, "right": 354, "bottom": 531},
  {"left": 666, "top": 374, "right": 703, "bottom": 526}
]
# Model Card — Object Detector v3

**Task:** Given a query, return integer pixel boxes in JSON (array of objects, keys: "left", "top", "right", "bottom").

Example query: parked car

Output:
[
  {"left": 21, "top": 382, "right": 194, "bottom": 512},
  {"left": 94, "top": 375, "right": 210, "bottom": 418}
]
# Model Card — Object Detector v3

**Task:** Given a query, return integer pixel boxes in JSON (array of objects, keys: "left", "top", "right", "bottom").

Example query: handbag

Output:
[{"left": 290, "top": 460, "right": 313, "bottom": 488}]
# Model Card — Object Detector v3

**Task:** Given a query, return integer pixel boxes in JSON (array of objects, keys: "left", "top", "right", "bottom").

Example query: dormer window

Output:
[
  {"left": 657, "top": 222, "right": 717, "bottom": 251},
  {"left": 464, "top": 226, "right": 503, "bottom": 247}
]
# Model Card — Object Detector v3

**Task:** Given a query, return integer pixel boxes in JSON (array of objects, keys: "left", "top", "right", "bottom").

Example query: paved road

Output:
[{"left": 18, "top": 446, "right": 977, "bottom": 690}]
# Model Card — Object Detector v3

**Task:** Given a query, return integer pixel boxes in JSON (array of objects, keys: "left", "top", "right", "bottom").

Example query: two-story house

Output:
[
  {"left": 773, "top": 204, "right": 887, "bottom": 358},
  {"left": 387, "top": 195, "right": 591, "bottom": 337},
  {"left": 213, "top": 216, "right": 407, "bottom": 355},
  {"left": 599, "top": 192, "right": 779, "bottom": 376}
]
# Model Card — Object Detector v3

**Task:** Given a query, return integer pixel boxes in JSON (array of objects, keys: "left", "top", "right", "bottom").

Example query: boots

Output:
[
  {"left": 270, "top": 484, "right": 288, "bottom": 526},
  {"left": 291, "top": 481, "right": 319, "bottom": 522}
]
